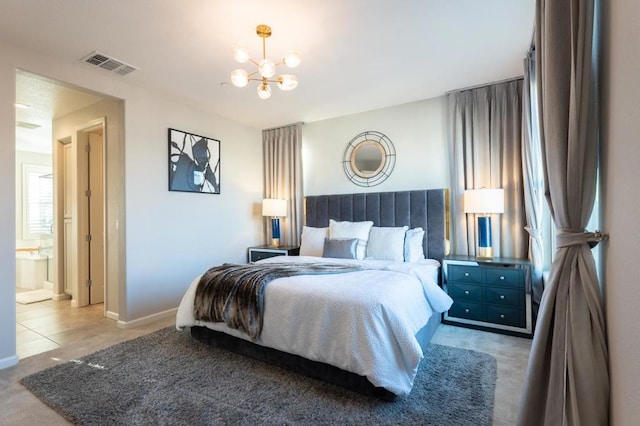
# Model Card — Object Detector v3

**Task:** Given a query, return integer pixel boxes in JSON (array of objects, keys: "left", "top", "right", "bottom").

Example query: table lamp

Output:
[
  {"left": 464, "top": 189, "right": 504, "bottom": 258},
  {"left": 262, "top": 198, "right": 287, "bottom": 247}
]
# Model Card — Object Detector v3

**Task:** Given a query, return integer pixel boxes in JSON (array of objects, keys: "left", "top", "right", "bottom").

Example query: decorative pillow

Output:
[
  {"left": 329, "top": 219, "right": 374, "bottom": 260},
  {"left": 322, "top": 238, "right": 358, "bottom": 259},
  {"left": 299, "top": 226, "right": 329, "bottom": 257},
  {"left": 404, "top": 227, "right": 426, "bottom": 262},
  {"left": 366, "top": 226, "right": 409, "bottom": 262}
]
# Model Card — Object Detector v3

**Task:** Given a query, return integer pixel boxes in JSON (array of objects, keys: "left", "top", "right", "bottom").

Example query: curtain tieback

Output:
[
  {"left": 524, "top": 226, "right": 543, "bottom": 240},
  {"left": 556, "top": 229, "right": 609, "bottom": 249}
]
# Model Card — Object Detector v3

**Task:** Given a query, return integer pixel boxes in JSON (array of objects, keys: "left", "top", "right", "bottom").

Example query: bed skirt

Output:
[{"left": 190, "top": 312, "right": 441, "bottom": 400}]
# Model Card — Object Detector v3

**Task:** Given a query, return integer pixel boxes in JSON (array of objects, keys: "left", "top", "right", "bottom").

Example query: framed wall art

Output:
[{"left": 168, "top": 128, "right": 220, "bottom": 194}]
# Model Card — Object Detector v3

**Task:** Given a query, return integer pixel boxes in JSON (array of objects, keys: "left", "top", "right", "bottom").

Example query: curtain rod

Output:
[
  {"left": 445, "top": 75, "right": 524, "bottom": 95},
  {"left": 262, "top": 121, "right": 305, "bottom": 132}
]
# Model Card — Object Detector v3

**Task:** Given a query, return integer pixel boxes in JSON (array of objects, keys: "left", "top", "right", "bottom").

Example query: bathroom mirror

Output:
[{"left": 343, "top": 131, "right": 395, "bottom": 187}]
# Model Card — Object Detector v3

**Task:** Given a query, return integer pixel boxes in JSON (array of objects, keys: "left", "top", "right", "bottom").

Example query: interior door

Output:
[{"left": 87, "top": 131, "right": 105, "bottom": 304}]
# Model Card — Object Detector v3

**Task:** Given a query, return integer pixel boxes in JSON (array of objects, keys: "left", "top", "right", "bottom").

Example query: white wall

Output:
[
  {"left": 601, "top": 0, "right": 640, "bottom": 423},
  {"left": 0, "top": 40, "right": 263, "bottom": 366},
  {"left": 303, "top": 97, "right": 449, "bottom": 196},
  {"left": 122, "top": 89, "right": 263, "bottom": 321}
]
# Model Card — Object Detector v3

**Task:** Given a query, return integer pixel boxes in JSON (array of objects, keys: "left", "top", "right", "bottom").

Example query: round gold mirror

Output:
[{"left": 343, "top": 131, "right": 395, "bottom": 187}]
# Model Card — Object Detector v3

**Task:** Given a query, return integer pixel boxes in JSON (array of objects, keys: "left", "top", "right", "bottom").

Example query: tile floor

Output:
[
  {"left": 4, "top": 296, "right": 531, "bottom": 425},
  {"left": 16, "top": 293, "right": 110, "bottom": 359}
]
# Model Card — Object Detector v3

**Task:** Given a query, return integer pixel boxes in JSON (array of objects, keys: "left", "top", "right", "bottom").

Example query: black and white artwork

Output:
[{"left": 168, "top": 128, "right": 220, "bottom": 194}]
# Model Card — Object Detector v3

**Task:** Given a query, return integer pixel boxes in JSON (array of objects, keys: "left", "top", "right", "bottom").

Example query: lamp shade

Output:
[
  {"left": 464, "top": 189, "right": 504, "bottom": 214},
  {"left": 262, "top": 198, "right": 287, "bottom": 217}
]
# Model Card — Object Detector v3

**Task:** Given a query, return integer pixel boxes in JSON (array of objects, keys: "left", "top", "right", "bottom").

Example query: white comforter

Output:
[{"left": 176, "top": 256, "right": 453, "bottom": 395}]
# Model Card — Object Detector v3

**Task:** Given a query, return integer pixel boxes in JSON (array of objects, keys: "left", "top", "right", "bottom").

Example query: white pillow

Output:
[
  {"left": 366, "top": 226, "right": 408, "bottom": 262},
  {"left": 404, "top": 227, "right": 426, "bottom": 262},
  {"left": 329, "top": 219, "right": 374, "bottom": 260},
  {"left": 299, "top": 226, "right": 329, "bottom": 257}
]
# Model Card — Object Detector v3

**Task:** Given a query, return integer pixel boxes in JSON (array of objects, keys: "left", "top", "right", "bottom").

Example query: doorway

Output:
[{"left": 15, "top": 70, "right": 122, "bottom": 359}]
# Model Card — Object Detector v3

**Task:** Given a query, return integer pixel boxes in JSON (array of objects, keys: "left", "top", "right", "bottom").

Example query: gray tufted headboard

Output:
[{"left": 304, "top": 189, "right": 447, "bottom": 265}]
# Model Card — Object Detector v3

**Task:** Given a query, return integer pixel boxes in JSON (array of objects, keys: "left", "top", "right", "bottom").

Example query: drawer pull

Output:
[
  {"left": 464, "top": 290, "right": 470, "bottom": 295},
  {"left": 465, "top": 308, "right": 470, "bottom": 313},
  {"left": 499, "top": 275, "right": 505, "bottom": 280},
  {"left": 500, "top": 295, "right": 505, "bottom": 299},
  {"left": 464, "top": 272, "right": 470, "bottom": 277}
]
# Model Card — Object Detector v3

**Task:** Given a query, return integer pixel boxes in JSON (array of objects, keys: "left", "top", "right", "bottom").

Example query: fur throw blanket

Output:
[{"left": 193, "top": 262, "right": 360, "bottom": 340}]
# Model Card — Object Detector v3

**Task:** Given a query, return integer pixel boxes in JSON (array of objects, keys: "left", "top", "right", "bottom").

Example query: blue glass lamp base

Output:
[
  {"left": 477, "top": 216, "right": 493, "bottom": 258},
  {"left": 270, "top": 218, "right": 281, "bottom": 247}
]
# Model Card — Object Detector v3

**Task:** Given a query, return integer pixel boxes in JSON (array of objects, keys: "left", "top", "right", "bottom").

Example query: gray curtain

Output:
[
  {"left": 448, "top": 80, "right": 527, "bottom": 259},
  {"left": 262, "top": 123, "right": 304, "bottom": 246},
  {"left": 518, "top": 0, "right": 609, "bottom": 424},
  {"left": 522, "top": 46, "right": 545, "bottom": 305}
]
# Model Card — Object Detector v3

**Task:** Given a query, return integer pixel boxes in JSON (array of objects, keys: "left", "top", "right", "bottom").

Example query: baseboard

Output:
[
  {"left": 0, "top": 354, "right": 19, "bottom": 370},
  {"left": 117, "top": 307, "right": 177, "bottom": 329},
  {"left": 52, "top": 293, "right": 71, "bottom": 301},
  {"left": 105, "top": 310, "right": 119, "bottom": 321}
]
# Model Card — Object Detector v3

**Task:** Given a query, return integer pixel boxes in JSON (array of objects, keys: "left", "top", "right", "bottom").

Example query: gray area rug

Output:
[{"left": 20, "top": 327, "right": 496, "bottom": 425}]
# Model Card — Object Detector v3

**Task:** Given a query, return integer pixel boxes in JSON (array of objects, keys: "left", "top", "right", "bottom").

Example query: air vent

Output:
[
  {"left": 16, "top": 121, "right": 41, "bottom": 130},
  {"left": 81, "top": 51, "right": 139, "bottom": 76}
]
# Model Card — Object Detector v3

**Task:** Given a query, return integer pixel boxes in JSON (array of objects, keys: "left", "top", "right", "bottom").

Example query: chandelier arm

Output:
[{"left": 249, "top": 58, "right": 259, "bottom": 67}]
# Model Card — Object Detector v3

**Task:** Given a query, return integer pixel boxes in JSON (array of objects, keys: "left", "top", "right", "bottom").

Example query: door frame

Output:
[{"left": 53, "top": 117, "right": 107, "bottom": 309}]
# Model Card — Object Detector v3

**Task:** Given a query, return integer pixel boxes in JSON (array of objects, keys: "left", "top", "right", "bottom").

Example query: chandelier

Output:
[{"left": 230, "top": 25, "right": 301, "bottom": 99}]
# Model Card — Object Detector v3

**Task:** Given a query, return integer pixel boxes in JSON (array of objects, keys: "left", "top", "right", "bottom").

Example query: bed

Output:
[{"left": 176, "top": 189, "right": 451, "bottom": 398}]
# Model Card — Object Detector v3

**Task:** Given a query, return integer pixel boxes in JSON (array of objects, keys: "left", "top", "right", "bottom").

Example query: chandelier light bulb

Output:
[
  {"left": 232, "top": 44, "right": 250, "bottom": 63},
  {"left": 230, "top": 69, "right": 249, "bottom": 87},
  {"left": 283, "top": 51, "right": 302, "bottom": 68},
  {"left": 258, "top": 58, "right": 276, "bottom": 78},
  {"left": 277, "top": 74, "right": 299, "bottom": 91},
  {"left": 257, "top": 83, "right": 272, "bottom": 99}
]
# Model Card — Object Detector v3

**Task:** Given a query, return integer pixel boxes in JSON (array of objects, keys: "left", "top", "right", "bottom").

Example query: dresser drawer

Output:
[
  {"left": 485, "top": 267, "right": 522, "bottom": 288},
  {"left": 249, "top": 250, "right": 283, "bottom": 262},
  {"left": 449, "top": 282, "right": 484, "bottom": 303},
  {"left": 485, "top": 286, "right": 523, "bottom": 307},
  {"left": 248, "top": 246, "right": 300, "bottom": 263},
  {"left": 448, "top": 265, "right": 482, "bottom": 283},
  {"left": 448, "top": 301, "right": 485, "bottom": 322},
  {"left": 486, "top": 305, "right": 524, "bottom": 328}
]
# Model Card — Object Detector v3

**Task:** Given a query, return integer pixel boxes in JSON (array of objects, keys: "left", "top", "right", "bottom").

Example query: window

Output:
[{"left": 22, "top": 164, "right": 53, "bottom": 239}]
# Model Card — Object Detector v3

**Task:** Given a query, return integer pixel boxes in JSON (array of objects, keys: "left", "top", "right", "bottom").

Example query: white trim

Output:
[
  {"left": 117, "top": 307, "right": 176, "bottom": 329},
  {"left": 105, "top": 310, "right": 119, "bottom": 321},
  {"left": 0, "top": 355, "right": 19, "bottom": 370},
  {"left": 52, "top": 292, "right": 71, "bottom": 301}
]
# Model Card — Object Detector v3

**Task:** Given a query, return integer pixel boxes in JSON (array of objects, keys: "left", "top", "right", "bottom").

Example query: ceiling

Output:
[
  {"left": 15, "top": 71, "right": 104, "bottom": 153},
  {"left": 3, "top": 0, "right": 534, "bottom": 153}
]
